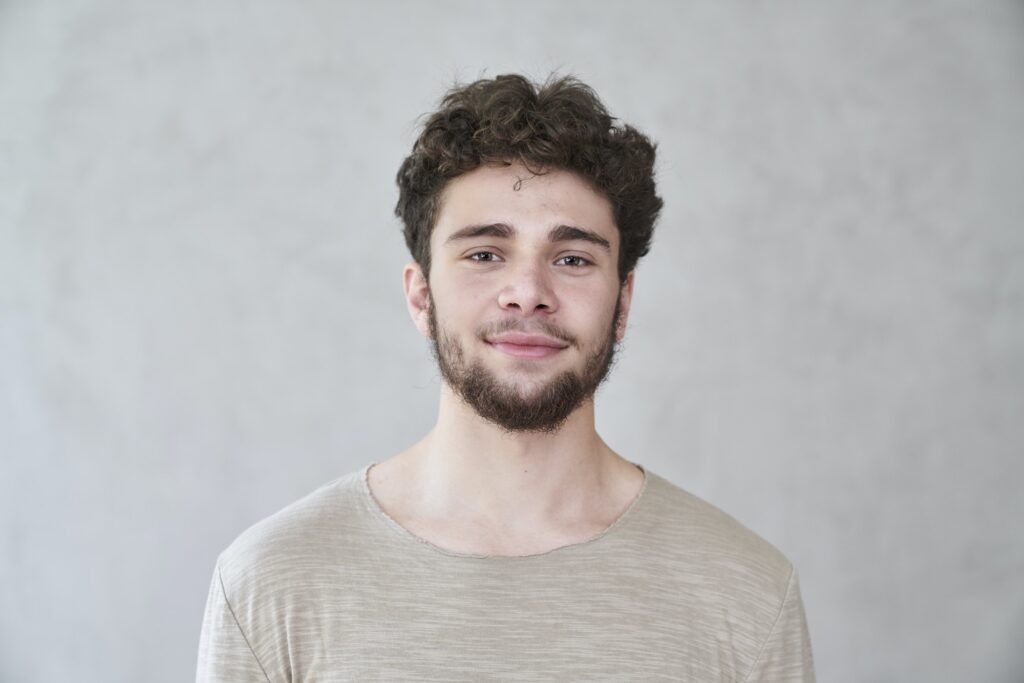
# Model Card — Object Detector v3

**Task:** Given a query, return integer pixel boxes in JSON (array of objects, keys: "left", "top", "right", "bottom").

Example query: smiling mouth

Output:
[
  {"left": 486, "top": 340, "right": 567, "bottom": 359},
  {"left": 484, "top": 331, "right": 570, "bottom": 359}
]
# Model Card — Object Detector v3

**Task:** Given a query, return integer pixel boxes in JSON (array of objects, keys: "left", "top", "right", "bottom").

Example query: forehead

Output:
[{"left": 432, "top": 162, "right": 618, "bottom": 244}]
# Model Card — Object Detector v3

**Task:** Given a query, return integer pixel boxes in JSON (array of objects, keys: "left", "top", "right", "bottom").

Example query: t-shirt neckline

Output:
[{"left": 359, "top": 460, "right": 649, "bottom": 561}]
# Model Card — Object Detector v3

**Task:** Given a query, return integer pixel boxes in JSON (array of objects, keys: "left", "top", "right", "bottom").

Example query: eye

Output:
[
  {"left": 556, "top": 255, "right": 592, "bottom": 268},
  {"left": 468, "top": 251, "right": 501, "bottom": 263}
]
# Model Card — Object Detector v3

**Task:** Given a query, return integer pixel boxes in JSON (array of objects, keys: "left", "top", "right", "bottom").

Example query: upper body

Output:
[
  {"left": 197, "top": 73, "right": 815, "bottom": 681},
  {"left": 197, "top": 461, "right": 814, "bottom": 682}
]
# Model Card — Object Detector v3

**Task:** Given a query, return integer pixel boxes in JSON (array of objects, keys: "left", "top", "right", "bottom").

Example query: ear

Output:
[
  {"left": 615, "top": 271, "right": 635, "bottom": 342},
  {"left": 403, "top": 261, "right": 432, "bottom": 339}
]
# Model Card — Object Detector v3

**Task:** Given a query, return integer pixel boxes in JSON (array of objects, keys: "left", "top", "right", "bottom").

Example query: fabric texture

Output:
[{"left": 196, "top": 462, "right": 815, "bottom": 682}]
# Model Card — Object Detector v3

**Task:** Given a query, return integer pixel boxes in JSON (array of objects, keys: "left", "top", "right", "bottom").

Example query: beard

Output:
[{"left": 427, "top": 294, "right": 622, "bottom": 434}]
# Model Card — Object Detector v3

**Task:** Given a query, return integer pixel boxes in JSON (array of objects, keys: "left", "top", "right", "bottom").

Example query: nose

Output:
[{"left": 496, "top": 262, "right": 558, "bottom": 316}]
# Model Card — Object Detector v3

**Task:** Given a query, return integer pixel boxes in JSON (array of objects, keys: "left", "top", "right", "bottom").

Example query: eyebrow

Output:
[{"left": 444, "top": 223, "right": 611, "bottom": 251}]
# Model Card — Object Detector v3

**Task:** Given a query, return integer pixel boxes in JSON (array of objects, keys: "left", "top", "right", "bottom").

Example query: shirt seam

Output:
[
  {"left": 217, "top": 564, "right": 273, "bottom": 683},
  {"left": 740, "top": 562, "right": 795, "bottom": 683}
]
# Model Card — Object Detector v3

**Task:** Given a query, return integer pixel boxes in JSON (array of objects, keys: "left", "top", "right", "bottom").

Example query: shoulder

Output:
[
  {"left": 618, "top": 470, "right": 814, "bottom": 679},
  {"left": 634, "top": 469, "right": 795, "bottom": 601},
  {"left": 214, "top": 466, "right": 372, "bottom": 599}
]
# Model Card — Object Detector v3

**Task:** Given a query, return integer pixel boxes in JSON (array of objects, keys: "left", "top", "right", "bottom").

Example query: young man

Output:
[{"left": 197, "top": 74, "right": 815, "bottom": 681}]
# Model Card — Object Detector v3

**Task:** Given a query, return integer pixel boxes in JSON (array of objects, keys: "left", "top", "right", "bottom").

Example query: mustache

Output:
[{"left": 476, "top": 318, "right": 578, "bottom": 348}]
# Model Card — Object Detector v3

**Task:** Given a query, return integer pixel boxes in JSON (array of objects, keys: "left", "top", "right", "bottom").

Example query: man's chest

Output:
[{"left": 269, "top": 578, "right": 757, "bottom": 682}]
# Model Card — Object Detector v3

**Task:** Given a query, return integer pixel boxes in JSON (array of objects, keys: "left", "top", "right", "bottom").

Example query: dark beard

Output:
[{"left": 427, "top": 295, "right": 622, "bottom": 434}]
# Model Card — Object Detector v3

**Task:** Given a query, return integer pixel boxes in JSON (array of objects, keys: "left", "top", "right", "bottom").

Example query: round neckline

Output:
[{"left": 360, "top": 461, "right": 649, "bottom": 561}]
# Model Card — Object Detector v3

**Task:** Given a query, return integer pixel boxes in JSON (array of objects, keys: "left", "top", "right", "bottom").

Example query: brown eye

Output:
[{"left": 557, "top": 255, "right": 591, "bottom": 267}]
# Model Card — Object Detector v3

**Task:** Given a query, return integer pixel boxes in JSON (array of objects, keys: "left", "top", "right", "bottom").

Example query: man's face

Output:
[{"left": 405, "top": 161, "right": 634, "bottom": 433}]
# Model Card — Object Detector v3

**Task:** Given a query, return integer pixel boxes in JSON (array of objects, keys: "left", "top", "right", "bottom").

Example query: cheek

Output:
[
  {"left": 567, "top": 284, "right": 619, "bottom": 319},
  {"left": 559, "top": 296, "right": 616, "bottom": 345},
  {"left": 432, "top": 284, "right": 491, "bottom": 329}
]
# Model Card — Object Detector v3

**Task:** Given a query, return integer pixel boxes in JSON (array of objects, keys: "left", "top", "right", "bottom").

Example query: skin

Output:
[{"left": 367, "top": 161, "right": 646, "bottom": 557}]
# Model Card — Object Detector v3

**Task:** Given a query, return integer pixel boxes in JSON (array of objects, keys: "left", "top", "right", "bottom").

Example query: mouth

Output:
[
  {"left": 486, "top": 341, "right": 566, "bottom": 359},
  {"left": 484, "top": 332, "right": 570, "bottom": 359}
]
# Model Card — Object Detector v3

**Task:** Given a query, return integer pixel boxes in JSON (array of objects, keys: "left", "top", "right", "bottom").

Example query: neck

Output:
[{"left": 404, "top": 383, "right": 626, "bottom": 532}]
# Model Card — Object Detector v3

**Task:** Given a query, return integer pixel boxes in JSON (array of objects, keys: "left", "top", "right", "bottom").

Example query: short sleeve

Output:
[
  {"left": 743, "top": 568, "right": 816, "bottom": 683},
  {"left": 196, "top": 562, "right": 271, "bottom": 683}
]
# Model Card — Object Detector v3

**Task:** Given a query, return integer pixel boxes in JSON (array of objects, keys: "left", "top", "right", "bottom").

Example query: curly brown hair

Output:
[{"left": 394, "top": 73, "right": 663, "bottom": 283}]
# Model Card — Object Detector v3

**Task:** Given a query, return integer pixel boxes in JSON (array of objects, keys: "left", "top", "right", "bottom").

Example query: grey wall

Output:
[{"left": 2, "top": 1, "right": 1022, "bottom": 681}]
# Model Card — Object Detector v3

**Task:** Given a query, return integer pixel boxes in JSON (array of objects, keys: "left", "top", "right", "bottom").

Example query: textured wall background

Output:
[{"left": 2, "top": 1, "right": 1022, "bottom": 681}]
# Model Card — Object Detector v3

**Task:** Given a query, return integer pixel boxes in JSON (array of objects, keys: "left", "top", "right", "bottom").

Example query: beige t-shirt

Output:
[{"left": 197, "top": 463, "right": 815, "bottom": 682}]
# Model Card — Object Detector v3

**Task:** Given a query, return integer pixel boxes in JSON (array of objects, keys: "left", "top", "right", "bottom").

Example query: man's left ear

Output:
[{"left": 616, "top": 271, "right": 635, "bottom": 342}]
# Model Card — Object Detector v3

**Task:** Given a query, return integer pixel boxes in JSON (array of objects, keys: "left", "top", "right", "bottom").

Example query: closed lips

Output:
[{"left": 486, "top": 333, "right": 568, "bottom": 348}]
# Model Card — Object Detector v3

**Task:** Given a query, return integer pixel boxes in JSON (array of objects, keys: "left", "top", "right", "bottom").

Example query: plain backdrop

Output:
[{"left": 2, "top": 1, "right": 1022, "bottom": 681}]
